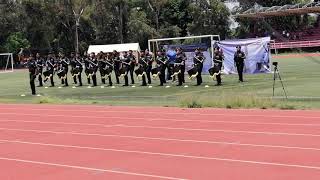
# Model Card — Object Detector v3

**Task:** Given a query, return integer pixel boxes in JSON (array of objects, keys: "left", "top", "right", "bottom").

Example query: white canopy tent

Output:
[{"left": 87, "top": 43, "right": 141, "bottom": 54}]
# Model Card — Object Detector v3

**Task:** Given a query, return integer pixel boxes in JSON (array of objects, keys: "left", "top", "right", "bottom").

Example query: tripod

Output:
[{"left": 273, "top": 65, "right": 288, "bottom": 99}]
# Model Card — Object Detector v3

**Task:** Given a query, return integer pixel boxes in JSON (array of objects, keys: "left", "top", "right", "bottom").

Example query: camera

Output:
[{"left": 273, "top": 62, "right": 278, "bottom": 66}]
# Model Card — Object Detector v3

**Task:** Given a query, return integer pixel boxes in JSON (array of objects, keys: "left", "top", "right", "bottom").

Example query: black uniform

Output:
[
  {"left": 84, "top": 56, "right": 91, "bottom": 84},
  {"left": 106, "top": 57, "right": 114, "bottom": 86},
  {"left": 74, "top": 56, "right": 83, "bottom": 86},
  {"left": 113, "top": 53, "right": 121, "bottom": 84},
  {"left": 128, "top": 53, "right": 136, "bottom": 84},
  {"left": 145, "top": 53, "right": 153, "bottom": 84},
  {"left": 122, "top": 54, "right": 131, "bottom": 86},
  {"left": 194, "top": 52, "right": 204, "bottom": 86},
  {"left": 213, "top": 52, "right": 223, "bottom": 86},
  {"left": 26, "top": 59, "right": 37, "bottom": 95},
  {"left": 45, "top": 57, "right": 55, "bottom": 87},
  {"left": 174, "top": 57, "right": 184, "bottom": 86},
  {"left": 59, "top": 57, "right": 69, "bottom": 86},
  {"left": 90, "top": 57, "right": 98, "bottom": 86},
  {"left": 156, "top": 55, "right": 167, "bottom": 86},
  {"left": 234, "top": 50, "right": 246, "bottom": 82},
  {"left": 70, "top": 57, "right": 78, "bottom": 84},
  {"left": 35, "top": 57, "right": 44, "bottom": 87},
  {"left": 177, "top": 51, "right": 187, "bottom": 83},
  {"left": 98, "top": 58, "right": 107, "bottom": 84},
  {"left": 138, "top": 55, "right": 147, "bottom": 86}
]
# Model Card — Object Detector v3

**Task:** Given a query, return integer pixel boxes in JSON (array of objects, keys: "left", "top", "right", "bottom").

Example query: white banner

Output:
[{"left": 217, "top": 37, "right": 272, "bottom": 74}]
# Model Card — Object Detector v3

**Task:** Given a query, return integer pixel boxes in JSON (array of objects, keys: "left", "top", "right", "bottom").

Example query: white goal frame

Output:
[
  {"left": 0, "top": 53, "right": 14, "bottom": 73},
  {"left": 148, "top": 35, "right": 221, "bottom": 60}
]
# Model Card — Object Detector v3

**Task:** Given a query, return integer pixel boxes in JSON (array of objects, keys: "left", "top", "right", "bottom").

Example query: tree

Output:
[
  {"left": 4, "top": 32, "right": 31, "bottom": 53},
  {"left": 127, "top": 8, "right": 157, "bottom": 48},
  {"left": 188, "top": 0, "right": 230, "bottom": 38}
]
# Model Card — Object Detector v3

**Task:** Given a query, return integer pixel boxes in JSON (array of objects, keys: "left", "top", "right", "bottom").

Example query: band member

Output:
[
  {"left": 167, "top": 48, "right": 176, "bottom": 81},
  {"left": 112, "top": 50, "right": 121, "bottom": 84},
  {"left": 97, "top": 52, "right": 106, "bottom": 84},
  {"left": 83, "top": 52, "right": 91, "bottom": 84},
  {"left": 105, "top": 53, "right": 114, "bottom": 86},
  {"left": 194, "top": 48, "right": 205, "bottom": 86},
  {"left": 176, "top": 48, "right": 187, "bottom": 83},
  {"left": 212, "top": 47, "right": 223, "bottom": 86},
  {"left": 58, "top": 52, "right": 69, "bottom": 87},
  {"left": 90, "top": 52, "right": 98, "bottom": 86},
  {"left": 234, "top": 45, "right": 246, "bottom": 82},
  {"left": 74, "top": 52, "right": 83, "bottom": 86},
  {"left": 121, "top": 51, "right": 131, "bottom": 86},
  {"left": 45, "top": 52, "right": 55, "bottom": 87},
  {"left": 145, "top": 49, "right": 153, "bottom": 84},
  {"left": 156, "top": 50, "right": 167, "bottom": 86},
  {"left": 26, "top": 55, "right": 37, "bottom": 95},
  {"left": 35, "top": 53, "right": 44, "bottom": 87},
  {"left": 137, "top": 51, "right": 147, "bottom": 86},
  {"left": 174, "top": 52, "right": 184, "bottom": 86},
  {"left": 70, "top": 52, "right": 78, "bottom": 84},
  {"left": 128, "top": 50, "right": 136, "bottom": 84}
]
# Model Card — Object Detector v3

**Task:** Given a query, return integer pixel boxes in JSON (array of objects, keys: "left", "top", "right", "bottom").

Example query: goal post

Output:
[
  {"left": 0, "top": 53, "right": 14, "bottom": 73},
  {"left": 148, "top": 35, "right": 221, "bottom": 74},
  {"left": 148, "top": 35, "right": 220, "bottom": 61}
]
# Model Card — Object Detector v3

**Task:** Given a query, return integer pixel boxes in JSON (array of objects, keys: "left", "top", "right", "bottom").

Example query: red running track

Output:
[{"left": 0, "top": 104, "right": 320, "bottom": 180}]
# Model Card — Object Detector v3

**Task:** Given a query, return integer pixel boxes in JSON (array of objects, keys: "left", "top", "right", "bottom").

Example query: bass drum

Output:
[{"left": 187, "top": 65, "right": 198, "bottom": 80}]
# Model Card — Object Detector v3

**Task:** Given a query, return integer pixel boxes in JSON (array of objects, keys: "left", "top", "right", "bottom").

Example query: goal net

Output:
[
  {"left": 148, "top": 35, "right": 220, "bottom": 74},
  {"left": 0, "top": 53, "right": 14, "bottom": 73}
]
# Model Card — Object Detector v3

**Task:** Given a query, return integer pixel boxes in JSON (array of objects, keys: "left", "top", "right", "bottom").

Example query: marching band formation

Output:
[{"left": 26, "top": 46, "right": 246, "bottom": 95}]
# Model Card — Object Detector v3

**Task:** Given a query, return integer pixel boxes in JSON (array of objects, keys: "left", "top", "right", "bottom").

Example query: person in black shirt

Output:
[
  {"left": 194, "top": 48, "right": 205, "bottom": 86},
  {"left": 212, "top": 47, "right": 223, "bottom": 86},
  {"left": 74, "top": 52, "right": 83, "bottom": 86},
  {"left": 156, "top": 50, "right": 167, "bottom": 86},
  {"left": 128, "top": 50, "right": 136, "bottom": 85},
  {"left": 145, "top": 49, "right": 153, "bottom": 84},
  {"left": 26, "top": 55, "right": 37, "bottom": 95},
  {"left": 105, "top": 53, "right": 114, "bottom": 86},
  {"left": 121, "top": 51, "right": 130, "bottom": 86},
  {"left": 90, "top": 52, "right": 98, "bottom": 87},
  {"left": 35, "top": 53, "right": 44, "bottom": 87},
  {"left": 70, "top": 52, "right": 78, "bottom": 84},
  {"left": 137, "top": 51, "right": 147, "bottom": 86},
  {"left": 234, "top": 45, "right": 246, "bottom": 82},
  {"left": 45, "top": 52, "right": 55, "bottom": 87},
  {"left": 83, "top": 52, "right": 91, "bottom": 84},
  {"left": 174, "top": 51, "right": 184, "bottom": 86},
  {"left": 176, "top": 48, "right": 187, "bottom": 83},
  {"left": 58, "top": 52, "right": 69, "bottom": 87},
  {"left": 97, "top": 52, "right": 106, "bottom": 85},
  {"left": 112, "top": 50, "right": 121, "bottom": 84}
]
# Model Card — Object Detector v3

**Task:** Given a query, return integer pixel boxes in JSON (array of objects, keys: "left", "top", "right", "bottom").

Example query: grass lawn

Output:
[{"left": 0, "top": 54, "right": 320, "bottom": 109}]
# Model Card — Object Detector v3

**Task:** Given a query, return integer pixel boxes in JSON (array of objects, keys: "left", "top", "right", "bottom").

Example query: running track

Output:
[{"left": 0, "top": 104, "right": 320, "bottom": 180}]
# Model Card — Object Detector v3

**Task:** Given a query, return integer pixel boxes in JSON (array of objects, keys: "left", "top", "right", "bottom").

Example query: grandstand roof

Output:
[{"left": 235, "top": 2, "right": 320, "bottom": 18}]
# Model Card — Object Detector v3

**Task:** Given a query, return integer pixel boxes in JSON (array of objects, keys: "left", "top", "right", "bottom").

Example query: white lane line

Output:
[
  {"left": 1, "top": 118, "right": 320, "bottom": 137},
  {"left": 1, "top": 139, "right": 320, "bottom": 171},
  {"left": 0, "top": 127, "right": 320, "bottom": 151},
  {"left": 113, "top": 124, "right": 320, "bottom": 137},
  {"left": 1, "top": 112, "right": 320, "bottom": 127},
  {"left": 1, "top": 116, "right": 320, "bottom": 127},
  {"left": 0, "top": 157, "right": 187, "bottom": 180},
  {"left": 0, "top": 108, "right": 320, "bottom": 119}
]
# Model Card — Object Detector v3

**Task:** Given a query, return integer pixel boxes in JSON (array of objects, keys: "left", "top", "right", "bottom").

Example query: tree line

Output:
[{"left": 0, "top": 0, "right": 316, "bottom": 54}]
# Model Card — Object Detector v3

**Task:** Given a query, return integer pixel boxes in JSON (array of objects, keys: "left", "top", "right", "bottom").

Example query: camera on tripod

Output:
[{"left": 272, "top": 62, "right": 278, "bottom": 66}]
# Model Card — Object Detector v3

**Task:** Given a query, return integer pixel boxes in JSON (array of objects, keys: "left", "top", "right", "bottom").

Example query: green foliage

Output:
[
  {"left": 188, "top": 0, "right": 230, "bottom": 38},
  {"left": 0, "top": 0, "right": 316, "bottom": 53},
  {"left": 4, "top": 32, "right": 31, "bottom": 53}
]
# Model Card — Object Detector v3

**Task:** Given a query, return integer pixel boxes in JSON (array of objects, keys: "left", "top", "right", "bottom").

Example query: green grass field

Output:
[{"left": 1, "top": 54, "right": 320, "bottom": 109}]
